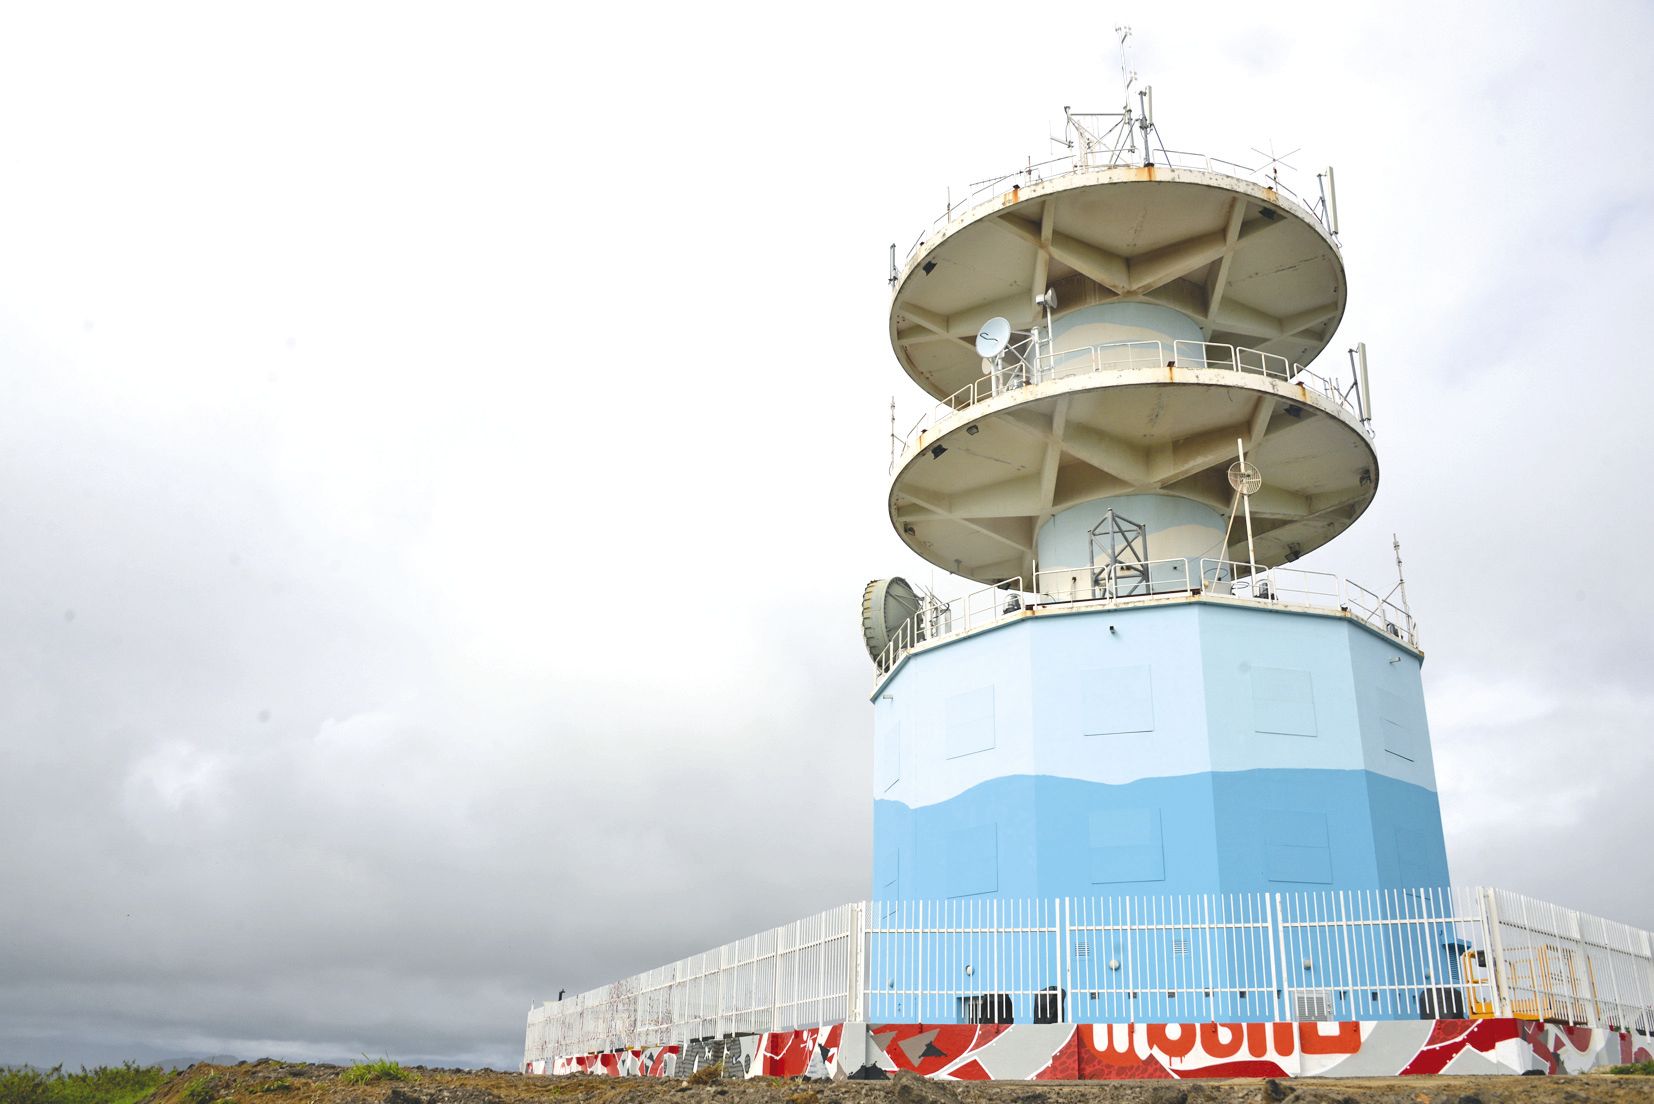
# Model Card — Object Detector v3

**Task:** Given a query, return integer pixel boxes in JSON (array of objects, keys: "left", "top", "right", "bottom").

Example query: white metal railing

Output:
[
  {"left": 873, "top": 577, "right": 1029, "bottom": 681},
  {"left": 525, "top": 887, "right": 1654, "bottom": 1066},
  {"left": 893, "top": 338, "right": 1366, "bottom": 465},
  {"left": 1035, "top": 558, "right": 1203, "bottom": 602},
  {"left": 526, "top": 904, "right": 859, "bottom": 1064},
  {"left": 1479, "top": 887, "right": 1654, "bottom": 1030},
  {"left": 901, "top": 148, "right": 1335, "bottom": 264},
  {"left": 874, "top": 560, "right": 1417, "bottom": 686}
]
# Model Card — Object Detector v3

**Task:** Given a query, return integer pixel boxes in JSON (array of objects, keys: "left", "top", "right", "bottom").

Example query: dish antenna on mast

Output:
[
  {"left": 1227, "top": 457, "right": 1262, "bottom": 496},
  {"left": 1222, "top": 439, "right": 1264, "bottom": 585},
  {"left": 975, "top": 316, "right": 1011, "bottom": 359}
]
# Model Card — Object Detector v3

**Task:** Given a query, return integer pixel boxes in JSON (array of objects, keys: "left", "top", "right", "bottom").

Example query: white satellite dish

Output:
[
  {"left": 975, "top": 316, "right": 1011, "bottom": 359},
  {"left": 861, "top": 577, "right": 924, "bottom": 662}
]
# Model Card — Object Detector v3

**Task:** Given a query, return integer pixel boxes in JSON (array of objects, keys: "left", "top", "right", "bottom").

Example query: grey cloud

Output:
[{"left": 1, "top": 0, "right": 1651, "bottom": 1073}]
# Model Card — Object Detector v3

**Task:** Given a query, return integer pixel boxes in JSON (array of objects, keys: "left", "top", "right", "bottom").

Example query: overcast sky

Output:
[{"left": 1, "top": 0, "right": 1651, "bottom": 1073}]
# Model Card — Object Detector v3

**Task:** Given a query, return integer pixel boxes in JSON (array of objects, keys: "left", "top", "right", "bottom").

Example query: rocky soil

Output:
[{"left": 138, "top": 1062, "right": 1654, "bottom": 1104}]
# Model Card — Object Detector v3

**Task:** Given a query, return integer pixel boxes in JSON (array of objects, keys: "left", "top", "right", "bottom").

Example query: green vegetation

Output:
[
  {"left": 180, "top": 1074, "right": 217, "bottom": 1104},
  {"left": 1609, "top": 1060, "right": 1654, "bottom": 1075},
  {"left": 0, "top": 1063, "right": 168, "bottom": 1104},
  {"left": 248, "top": 1077, "right": 294, "bottom": 1094},
  {"left": 338, "top": 1058, "right": 413, "bottom": 1085}
]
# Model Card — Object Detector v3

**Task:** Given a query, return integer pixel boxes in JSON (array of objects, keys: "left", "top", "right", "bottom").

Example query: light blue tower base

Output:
[{"left": 871, "top": 601, "right": 1449, "bottom": 901}]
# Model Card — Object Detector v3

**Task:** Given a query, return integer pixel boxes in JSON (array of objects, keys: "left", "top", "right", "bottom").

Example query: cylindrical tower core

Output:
[
  {"left": 1036, "top": 493, "right": 1228, "bottom": 597},
  {"left": 1050, "top": 301, "right": 1203, "bottom": 357}
]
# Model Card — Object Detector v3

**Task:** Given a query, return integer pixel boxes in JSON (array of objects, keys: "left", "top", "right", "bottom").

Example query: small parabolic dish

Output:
[
  {"left": 975, "top": 316, "right": 1011, "bottom": 359},
  {"left": 861, "top": 577, "right": 924, "bottom": 662}
]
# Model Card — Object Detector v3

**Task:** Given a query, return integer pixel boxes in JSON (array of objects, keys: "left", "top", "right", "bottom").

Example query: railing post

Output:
[
  {"left": 991, "top": 897, "right": 999, "bottom": 1018},
  {"left": 772, "top": 925, "right": 785, "bottom": 1035},
  {"left": 917, "top": 899, "right": 925, "bottom": 1024},
  {"left": 1598, "top": 914, "right": 1626, "bottom": 1031},
  {"left": 1337, "top": 891, "right": 1356, "bottom": 1018},
  {"left": 1564, "top": 901, "right": 1599, "bottom": 1027},
  {"left": 866, "top": 900, "right": 875, "bottom": 1025},
  {"left": 1484, "top": 888, "right": 1512, "bottom": 1018},
  {"left": 1261, "top": 893, "right": 1278, "bottom": 1023},
  {"left": 1274, "top": 893, "right": 1293, "bottom": 1022},
  {"left": 817, "top": 913, "right": 828, "bottom": 1029},
  {"left": 1060, "top": 897, "right": 1072, "bottom": 1024},
  {"left": 1634, "top": 928, "right": 1654, "bottom": 1027}
]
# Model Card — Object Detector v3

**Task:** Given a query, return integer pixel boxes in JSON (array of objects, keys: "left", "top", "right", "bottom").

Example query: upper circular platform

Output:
[{"left": 890, "top": 165, "right": 1346, "bottom": 402}]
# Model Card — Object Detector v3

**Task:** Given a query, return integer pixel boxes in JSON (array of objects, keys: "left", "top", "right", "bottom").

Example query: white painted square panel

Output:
[
  {"left": 1251, "top": 666, "right": 1318, "bottom": 737},
  {"left": 945, "top": 685, "right": 996, "bottom": 759},
  {"left": 1080, "top": 665, "right": 1155, "bottom": 736}
]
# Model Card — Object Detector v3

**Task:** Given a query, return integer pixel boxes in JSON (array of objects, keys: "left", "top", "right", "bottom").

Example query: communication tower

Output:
[{"left": 864, "top": 90, "right": 1443, "bottom": 903}]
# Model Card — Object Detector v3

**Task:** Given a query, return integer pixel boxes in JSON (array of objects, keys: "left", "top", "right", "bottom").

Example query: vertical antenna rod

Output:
[
  {"left": 888, "top": 397, "right": 897, "bottom": 474},
  {"left": 1138, "top": 88, "right": 1153, "bottom": 166},
  {"left": 1237, "top": 437, "right": 1258, "bottom": 582},
  {"left": 1319, "top": 165, "right": 1340, "bottom": 236},
  {"left": 1115, "top": 24, "right": 1138, "bottom": 159},
  {"left": 1392, "top": 534, "right": 1411, "bottom": 617},
  {"left": 1349, "top": 342, "right": 1371, "bottom": 423}
]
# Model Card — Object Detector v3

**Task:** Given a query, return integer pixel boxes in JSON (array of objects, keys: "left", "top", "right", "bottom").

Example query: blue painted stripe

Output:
[{"left": 872, "top": 768, "right": 1449, "bottom": 900}]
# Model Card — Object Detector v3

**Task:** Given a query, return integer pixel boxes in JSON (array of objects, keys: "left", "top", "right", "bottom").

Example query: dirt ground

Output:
[{"left": 141, "top": 1062, "right": 1654, "bottom": 1104}]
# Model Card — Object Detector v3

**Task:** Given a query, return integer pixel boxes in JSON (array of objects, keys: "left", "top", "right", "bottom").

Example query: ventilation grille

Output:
[{"left": 1294, "top": 989, "right": 1334, "bottom": 1021}]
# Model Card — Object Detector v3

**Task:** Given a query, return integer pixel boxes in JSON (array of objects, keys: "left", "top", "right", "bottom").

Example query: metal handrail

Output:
[
  {"left": 874, "top": 559, "right": 1418, "bottom": 682},
  {"left": 901, "top": 148, "right": 1337, "bottom": 264},
  {"left": 893, "top": 338, "right": 1368, "bottom": 465},
  {"left": 1200, "top": 558, "right": 1418, "bottom": 648},
  {"left": 874, "top": 577, "right": 1027, "bottom": 679}
]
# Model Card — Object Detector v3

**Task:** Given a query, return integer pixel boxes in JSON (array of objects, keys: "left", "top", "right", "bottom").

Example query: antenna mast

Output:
[
  {"left": 888, "top": 397, "right": 897, "bottom": 474},
  {"left": 1115, "top": 25, "right": 1138, "bottom": 160},
  {"left": 1392, "top": 534, "right": 1411, "bottom": 617},
  {"left": 1115, "top": 25, "right": 1136, "bottom": 108},
  {"left": 1138, "top": 88, "right": 1154, "bottom": 167}
]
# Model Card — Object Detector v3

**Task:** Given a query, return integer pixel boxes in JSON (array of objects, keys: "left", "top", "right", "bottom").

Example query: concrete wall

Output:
[
  {"left": 537, "top": 1019, "right": 1651, "bottom": 1079},
  {"left": 871, "top": 602, "right": 1448, "bottom": 902}
]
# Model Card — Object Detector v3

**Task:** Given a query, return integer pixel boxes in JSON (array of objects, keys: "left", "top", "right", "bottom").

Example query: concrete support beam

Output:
[
  {"left": 1204, "top": 198, "right": 1247, "bottom": 322},
  {"left": 1211, "top": 298, "right": 1340, "bottom": 342},
  {"left": 1033, "top": 397, "right": 1069, "bottom": 531},
  {"left": 897, "top": 490, "right": 1033, "bottom": 555},
  {"left": 1127, "top": 230, "right": 1230, "bottom": 295},
  {"left": 995, "top": 214, "right": 1129, "bottom": 295},
  {"left": 1145, "top": 422, "right": 1251, "bottom": 489}
]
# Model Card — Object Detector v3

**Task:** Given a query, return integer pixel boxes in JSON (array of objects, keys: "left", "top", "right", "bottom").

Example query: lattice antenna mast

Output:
[
  {"left": 1057, "top": 27, "right": 1139, "bottom": 170},
  {"left": 1115, "top": 24, "right": 1137, "bottom": 119},
  {"left": 1060, "top": 29, "right": 1176, "bottom": 170}
]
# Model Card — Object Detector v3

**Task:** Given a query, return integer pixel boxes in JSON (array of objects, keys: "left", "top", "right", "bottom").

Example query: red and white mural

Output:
[
  {"left": 860, "top": 1019, "right": 1648, "bottom": 1079},
  {"left": 536, "top": 1044, "right": 680, "bottom": 1077},
  {"left": 535, "top": 1019, "right": 1650, "bottom": 1079}
]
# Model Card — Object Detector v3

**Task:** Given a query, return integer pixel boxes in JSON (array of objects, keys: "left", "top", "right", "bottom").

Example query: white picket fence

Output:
[{"left": 524, "top": 887, "right": 1654, "bottom": 1064}]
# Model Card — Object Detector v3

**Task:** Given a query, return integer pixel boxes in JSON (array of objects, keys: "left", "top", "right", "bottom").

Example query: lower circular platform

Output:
[{"left": 889, "top": 365, "right": 1377, "bottom": 584}]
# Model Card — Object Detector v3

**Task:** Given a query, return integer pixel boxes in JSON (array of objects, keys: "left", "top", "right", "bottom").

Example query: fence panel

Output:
[{"left": 526, "top": 888, "right": 1654, "bottom": 1065}]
